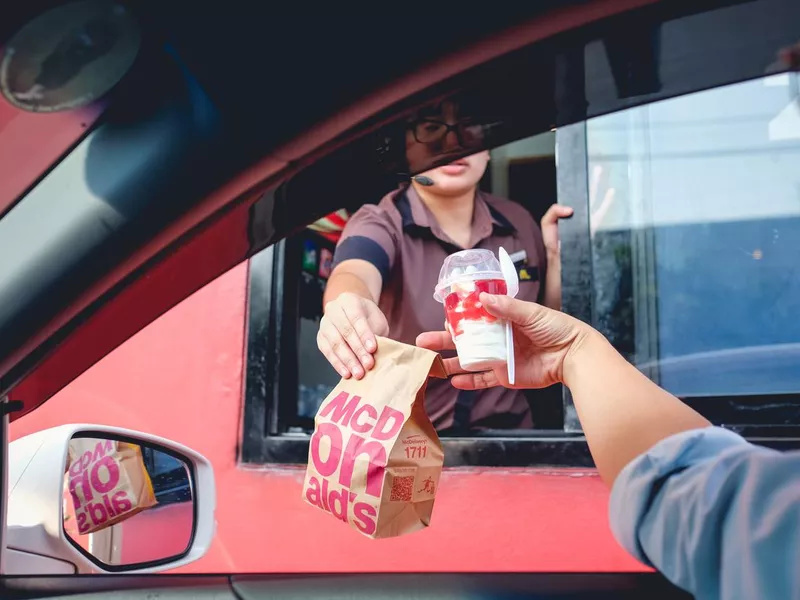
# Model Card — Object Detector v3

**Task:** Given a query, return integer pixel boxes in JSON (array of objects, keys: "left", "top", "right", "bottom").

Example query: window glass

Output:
[
  {"left": 141, "top": 446, "right": 192, "bottom": 505},
  {"left": 586, "top": 73, "right": 800, "bottom": 396}
]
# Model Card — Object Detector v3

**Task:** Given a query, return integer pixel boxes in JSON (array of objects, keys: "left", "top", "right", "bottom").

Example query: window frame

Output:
[
  {"left": 238, "top": 0, "right": 800, "bottom": 466},
  {"left": 239, "top": 217, "right": 594, "bottom": 467},
  {"left": 239, "top": 217, "right": 800, "bottom": 467},
  {"left": 241, "top": 114, "right": 800, "bottom": 467}
]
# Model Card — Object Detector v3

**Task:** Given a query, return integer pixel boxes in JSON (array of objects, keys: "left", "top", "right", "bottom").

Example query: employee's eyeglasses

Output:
[{"left": 409, "top": 118, "right": 482, "bottom": 145}]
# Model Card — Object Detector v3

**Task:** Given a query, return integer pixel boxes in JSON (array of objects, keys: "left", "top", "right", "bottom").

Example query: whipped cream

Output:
[{"left": 453, "top": 319, "right": 507, "bottom": 371}]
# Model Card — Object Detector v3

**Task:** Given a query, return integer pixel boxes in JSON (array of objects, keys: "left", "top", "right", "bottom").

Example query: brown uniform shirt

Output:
[{"left": 332, "top": 185, "right": 548, "bottom": 432}]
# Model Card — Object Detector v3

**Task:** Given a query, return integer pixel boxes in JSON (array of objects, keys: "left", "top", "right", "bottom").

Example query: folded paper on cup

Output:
[{"left": 303, "top": 336, "right": 447, "bottom": 538}]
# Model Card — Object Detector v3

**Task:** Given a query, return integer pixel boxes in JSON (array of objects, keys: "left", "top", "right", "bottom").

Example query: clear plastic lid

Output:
[{"left": 433, "top": 249, "right": 504, "bottom": 303}]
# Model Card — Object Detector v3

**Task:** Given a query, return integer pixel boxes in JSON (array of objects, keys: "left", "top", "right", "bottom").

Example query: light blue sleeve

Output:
[{"left": 609, "top": 427, "right": 800, "bottom": 600}]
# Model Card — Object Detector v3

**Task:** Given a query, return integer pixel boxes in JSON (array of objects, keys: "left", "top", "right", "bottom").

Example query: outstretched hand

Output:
[
  {"left": 417, "top": 294, "right": 590, "bottom": 391},
  {"left": 318, "top": 292, "right": 389, "bottom": 379}
]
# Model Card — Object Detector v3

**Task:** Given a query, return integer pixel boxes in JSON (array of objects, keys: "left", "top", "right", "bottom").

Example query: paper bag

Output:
[
  {"left": 303, "top": 336, "right": 447, "bottom": 538},
  {"left": 66, "top": 438, "right": 158, "bottom": 534}
]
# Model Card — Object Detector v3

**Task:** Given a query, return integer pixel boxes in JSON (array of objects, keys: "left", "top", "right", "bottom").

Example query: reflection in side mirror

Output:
[{"left": 62, "top": 435, "right": 194, "bottom": 569}]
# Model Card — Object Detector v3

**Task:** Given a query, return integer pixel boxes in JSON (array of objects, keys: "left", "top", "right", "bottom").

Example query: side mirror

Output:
[{"left": 6, "top": 424, "right": 215, "bottom": 574}]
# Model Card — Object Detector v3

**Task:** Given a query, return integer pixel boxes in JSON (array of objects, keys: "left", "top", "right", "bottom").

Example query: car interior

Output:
[{"left": 2, "top": 0, "right": 799, "bottom": 597}]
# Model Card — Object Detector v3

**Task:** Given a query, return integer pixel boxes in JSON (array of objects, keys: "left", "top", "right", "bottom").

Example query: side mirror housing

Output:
[{"left": 6, "top": 424, "right": 215, "bottom": 574}]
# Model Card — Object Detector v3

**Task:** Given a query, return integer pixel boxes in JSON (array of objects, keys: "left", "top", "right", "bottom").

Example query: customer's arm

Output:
[
  {"left": 417, "top": 296, "right": 800, "bottom": 599},
  {"left": 419, "top": 294, "right": 709, "bottom": 486},
  {"left": 609, "top": 426, "right": 800, "bottom": 599},
  {"left": 560, "top": 330, "right": 710, "bottom": 486},
  {"left": 557, "top": 325, "right": 800, "bottom": 597}
]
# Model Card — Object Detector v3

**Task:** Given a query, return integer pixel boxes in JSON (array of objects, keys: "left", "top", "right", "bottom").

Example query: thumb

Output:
[
  {"left": 365, "top": 302, "right": 390, "bottom": 336},
  {"left": 542, "top": 203, "right": 574, "bottom": 223},
  {"left": 480, "top": 293, "right": 545, "bottom": 328},
  {"left": 553, "top": 204, "right": 574, "bottom": 218}
]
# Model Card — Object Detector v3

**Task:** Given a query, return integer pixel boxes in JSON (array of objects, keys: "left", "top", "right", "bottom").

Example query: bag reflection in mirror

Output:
[
  {"left": 7, "top": 424, "right": 214, "bottom": 574},
  {"left": 61, "top": 436, "right": 195, "bottom": 567},
  {"left": 65, "top": 438, "right": 158, "bottom": 535}
]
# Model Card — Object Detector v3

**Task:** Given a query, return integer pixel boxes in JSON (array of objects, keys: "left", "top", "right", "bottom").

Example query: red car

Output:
[{"left": 2, "top": 0, "right": 799, "bottom": 597}]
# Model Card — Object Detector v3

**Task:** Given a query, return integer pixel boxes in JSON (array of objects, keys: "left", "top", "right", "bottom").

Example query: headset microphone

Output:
[{"left": 413, "top": 175, "right": 435, "bottom": 186}]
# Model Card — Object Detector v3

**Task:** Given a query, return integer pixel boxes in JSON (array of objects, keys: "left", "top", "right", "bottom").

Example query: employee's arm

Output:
[
  {"left": 323, "top": 259, "right": 381, "bottom": 306},
  {"left": 538, "top": 204, "right": 573, "bottom": 311},
  {"left": 319, "top": 203, "right": 397, "bottom": 379},
  {"left": 542, "top": 251, "right": 562, "bottom": 311}
]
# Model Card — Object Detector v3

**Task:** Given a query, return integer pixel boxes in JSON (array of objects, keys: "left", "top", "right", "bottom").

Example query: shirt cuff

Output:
[
  {"left": 608, "top": 426, "right": 749, "bottom": 565},
  {"left": 332, "top": 235, "right": 392, "bottom": 282}
]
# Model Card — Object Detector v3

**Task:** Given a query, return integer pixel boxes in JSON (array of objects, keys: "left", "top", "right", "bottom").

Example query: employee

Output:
[{"left": 317, "top": 98, "right": 573, "bottom": 432}]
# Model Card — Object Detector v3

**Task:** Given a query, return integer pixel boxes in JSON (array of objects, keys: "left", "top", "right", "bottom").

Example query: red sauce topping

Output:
[{"left": 444, "top": 278, "right": 507, "bottom": 336}]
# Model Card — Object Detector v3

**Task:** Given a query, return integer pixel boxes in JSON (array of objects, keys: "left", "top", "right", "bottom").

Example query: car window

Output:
[
  {"left": 245, "top": 68, "right": 800, "bottom": 461},
  {"left": 238, "top": 0, "right": 800, "bottom": 466},
  {"left": 553, "top": 72, "right": 800, "bottom": 433},
  {"left": 587, "top": 73, "right": 800, "bottom": 394}
]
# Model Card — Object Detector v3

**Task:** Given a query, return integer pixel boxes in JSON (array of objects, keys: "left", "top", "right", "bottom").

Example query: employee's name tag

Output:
[{"left": 508, "top": 249, "right": 539, "bottom": 282}]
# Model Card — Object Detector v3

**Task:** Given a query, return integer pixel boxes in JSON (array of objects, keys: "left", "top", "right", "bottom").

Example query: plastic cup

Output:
[{"left": 433, "top": 249, "right": 508, "bottom": 371}]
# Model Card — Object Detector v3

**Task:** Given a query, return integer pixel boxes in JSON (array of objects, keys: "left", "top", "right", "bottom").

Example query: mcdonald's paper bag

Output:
[
  {"left": 302, "top": 336, "right": 447, "bottom": 538},
  {"left": 66, "top": 438, "right": 158, "bottom": 534}
]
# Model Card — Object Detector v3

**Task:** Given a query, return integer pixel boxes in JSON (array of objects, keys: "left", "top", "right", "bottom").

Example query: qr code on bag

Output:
[{"left": 390, "top": 475, "right": 415, "bottom": 502}]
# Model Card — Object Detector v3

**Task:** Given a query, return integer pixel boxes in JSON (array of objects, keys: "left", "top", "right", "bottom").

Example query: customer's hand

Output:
[
  {"left": 417, "top": 294, "right": 591, "bottom": 390},
  {"left": 318, "top": 292, "right": 389, "bottom": 379}
]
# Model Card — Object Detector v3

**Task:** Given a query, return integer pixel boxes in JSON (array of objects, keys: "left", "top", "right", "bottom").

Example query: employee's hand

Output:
[
  {"left": 318, "top": 292, "right": 389, "bottom": 380},
  {"left": 417, "top": 294, "right": 591, "bottom": 390},
  {"left": 540, "top": 203, "right": 574, "bottom": 257}
]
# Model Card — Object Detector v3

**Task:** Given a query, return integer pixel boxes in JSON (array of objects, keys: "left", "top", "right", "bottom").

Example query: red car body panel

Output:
[{"left": 10, "top": 265, "right": 646, "bottom": 573}]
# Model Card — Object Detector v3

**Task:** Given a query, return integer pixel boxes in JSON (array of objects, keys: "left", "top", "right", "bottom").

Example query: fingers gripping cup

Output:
[{"left": 434, "top": 249, "right": 508, "bottom": 371}]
